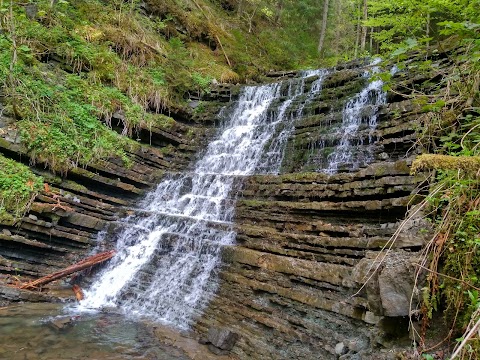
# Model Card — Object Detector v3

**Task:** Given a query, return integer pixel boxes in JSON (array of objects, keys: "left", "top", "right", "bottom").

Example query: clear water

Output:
[
  {"left": 79, "top": 70, "right": 329, "bottom": 329},
  {"left": 0, "top": 303, "right": 189, "bottom": 360}
]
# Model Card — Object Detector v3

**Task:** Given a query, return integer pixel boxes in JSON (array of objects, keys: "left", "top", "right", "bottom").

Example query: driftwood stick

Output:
[
  {"left": 19, "top": 250, "right": 115, "bottom": 290},
  {"left": 215, "top": 34, "right": 232, "bottom": 68}
]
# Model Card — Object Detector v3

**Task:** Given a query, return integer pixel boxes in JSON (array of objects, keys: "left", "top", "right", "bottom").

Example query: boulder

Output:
[
  {"left": 351, "top": 250, "right": 424, "bottom": 317},
  {"left": 207, "top": 327, "right": 239, "bottom": 351}
]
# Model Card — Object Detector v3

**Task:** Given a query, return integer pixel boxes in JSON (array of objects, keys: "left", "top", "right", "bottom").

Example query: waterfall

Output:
[
  {"left": 79, "top": 70, "right": 328, "bottom": 329},
  {"left": 258, "top": 69, "right": 329, "bottom": 173},
  {"left": 324, "top": 59, "right": 387, "bottom": 173}
]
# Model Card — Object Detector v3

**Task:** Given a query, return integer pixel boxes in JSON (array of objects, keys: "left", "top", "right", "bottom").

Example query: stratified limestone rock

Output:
[
  {"left": 280, "top": 52, "right": 457, "bottom": 174},
  {"left": 195, "top": 159, "right": 431, "bottom": 360},
  {"left": 0, "top": 92, "right": 227, "bottom": 301},
  {"left": 0, "top": 285, "right": 59, "bottom": 302},
  {"left": 352, "top": 250, "right": 424, "bottom": 317}
]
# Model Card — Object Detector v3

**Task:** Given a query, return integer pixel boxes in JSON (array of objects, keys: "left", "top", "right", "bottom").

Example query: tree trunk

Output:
[
  {"left": 275, "top": 0, "right": 284, "bottom": 24},
  {"left": 318, "top": 0, "right": 330, "bottom": 54},
  {"left": 360, "top": 0, "right": 367, "bottom": 52},
  {"left": 369, "top": 27, "right": 373, "bottom": 52},
  {"left": 426, "top": 12, "right": 430, "bottom": 50},
  {"left": 19, "top": 250, "right": 115, "bottom": 290},
  {"left": 332, "top": 0, "right": 341, "bottom": 55},
  {"left": 354, "top": 0, "right": 362, "bottom": 57}
]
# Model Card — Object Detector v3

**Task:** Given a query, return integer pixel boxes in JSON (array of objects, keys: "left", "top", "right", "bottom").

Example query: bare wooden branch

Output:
[{"left": 19, "top": 250, "right": 115, "bottom": 290}]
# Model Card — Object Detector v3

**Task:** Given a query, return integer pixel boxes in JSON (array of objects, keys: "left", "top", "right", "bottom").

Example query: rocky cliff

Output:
[
  {"left": 0, "top": 86, "right": 235, "bottom": 302},
  {"left": 0, "top": 48, "right": 458, "bottom": 358},
  {"left": 194, "top": 53, "right": 458, "bottom": 359}
]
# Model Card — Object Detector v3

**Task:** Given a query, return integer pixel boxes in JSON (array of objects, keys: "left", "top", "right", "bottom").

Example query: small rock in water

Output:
[
  {"left": 100, "top": 306, "right": 119, "bottom": 314},
  {"left": 49, "top": 317, "right": 74, "bottom": 330},
  {"left": 207, "top": 327, "right": 239, "bottom": 351},
  {"left": 335, "top": 342, "right": 347, "bottom": 355}
]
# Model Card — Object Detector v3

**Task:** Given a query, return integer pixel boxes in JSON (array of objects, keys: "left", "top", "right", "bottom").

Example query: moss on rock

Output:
[{"left": 0, "top": 154, "right": 43, "bottom": 221}]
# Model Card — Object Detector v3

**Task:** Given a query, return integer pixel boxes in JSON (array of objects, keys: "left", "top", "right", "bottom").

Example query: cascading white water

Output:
[
  {"left": 259, "top": 69, "right": 329, "bottom": 173},
  {"left": 324, "top": 59, "right": 386, "bottom": 173},
  {"left": 79, "top": 70, "right": 328, "bottom": 329}
]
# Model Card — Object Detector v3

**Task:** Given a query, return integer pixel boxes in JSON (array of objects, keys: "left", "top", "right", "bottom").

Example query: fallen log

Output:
[{"left": 19, "top": 250, "right": 115, "bottom": 290}]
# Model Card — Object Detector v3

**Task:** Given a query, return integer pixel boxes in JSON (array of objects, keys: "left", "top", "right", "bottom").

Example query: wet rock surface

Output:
[
  {"left": 0, "top": 49, "right": 458, "bottom": 359},
  {"left": 192, "top": 51, "right": 458, "bottom": 359},
  {"left": 0, "top": 93, "right": 225, "bottom": 301}
]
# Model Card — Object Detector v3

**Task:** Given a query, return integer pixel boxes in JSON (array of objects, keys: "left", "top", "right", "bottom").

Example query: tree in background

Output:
[
  {"left": 363, "top": 0, "right": 479, "bottom": 54},
  {"left": 317, "top": 0, "right": 330, "bottom": 53}
]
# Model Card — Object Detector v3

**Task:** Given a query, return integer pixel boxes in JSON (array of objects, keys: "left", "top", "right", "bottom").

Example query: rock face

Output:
[
  {"left": 194, "top": 160, "right": 431, "bottom": 359},
  {"left": 200, "top": 327, "right": 240, "bottom": 355},
  {"left": 0, "top": 89, "right": 226, "bottom": 298},
  {"left": 193, "top": 51, "right": 457, "bottom": 359},
  {"left": 0, "top": 48, "right": 458, "bottom": 358}
]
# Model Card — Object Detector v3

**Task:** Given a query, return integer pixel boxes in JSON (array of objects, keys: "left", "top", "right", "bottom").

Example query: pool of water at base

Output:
[{"left": 0, "top": 303, "right": 190, "bottom": 360}]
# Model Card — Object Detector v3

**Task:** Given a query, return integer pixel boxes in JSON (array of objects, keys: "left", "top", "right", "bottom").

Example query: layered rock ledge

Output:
[
  {"left": 0, "top": 48, "right": 458, "bottom": 358},
  {"left": 195, "top": 160, "right": 430, "bottom": 359},
  {"left": 0, "top": 91, "right": 229, "bottom": 301}
]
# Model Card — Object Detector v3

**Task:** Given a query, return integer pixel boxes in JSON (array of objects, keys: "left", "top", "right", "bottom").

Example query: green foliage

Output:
[
  {"left": 0, "top": 154, "right": 43, "bottom": 221},
  {"left": 441, "top": 182, "right": 480, "bottom": 322},
  {"left": 0, "top": 0, "right": 341, "bottom": 179},
  {"left": 191, "top": 72, "right": 213, "bottom": 95},
  {"left": 418, "top": 101, "right": 480, "bottom": 354},
  {"left": 364, "top": 0, "right": 480, "bottom": 55},
  {"left": 3, "top": 63, "right": 136, "bottom": 173}
]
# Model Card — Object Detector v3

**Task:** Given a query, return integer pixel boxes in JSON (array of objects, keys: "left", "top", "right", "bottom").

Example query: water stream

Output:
[
  {"left": 322, "top": 60, "right": 392, "bottom": 173},
  {"left": 0, "top": 62, "right": 398, "bottom": 360},
  {"left": 79, "top": 70, "right": 328, "bottom": 329},
  {"left": 0, "top": 303, "right": 190, "bottom": 360}
]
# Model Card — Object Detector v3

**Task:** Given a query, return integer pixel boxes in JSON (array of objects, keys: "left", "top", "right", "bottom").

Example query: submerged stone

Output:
[{"left": 49, "top": 316, "right": 74, "bottom": 331}]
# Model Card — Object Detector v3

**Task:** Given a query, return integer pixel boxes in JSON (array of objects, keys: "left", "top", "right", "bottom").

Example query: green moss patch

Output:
[{"left": 0, "top": 154, "right": 43, "bottom": 221}]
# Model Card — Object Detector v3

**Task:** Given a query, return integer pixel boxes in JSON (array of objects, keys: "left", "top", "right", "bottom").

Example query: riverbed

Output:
[{"left": 0, "top": 303, "right": 226, "bottom": 360}]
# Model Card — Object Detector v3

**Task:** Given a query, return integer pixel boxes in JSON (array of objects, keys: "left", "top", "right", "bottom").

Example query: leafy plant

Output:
[{"left": 0, "top": 154, "right": 43, "bottom": 221}]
